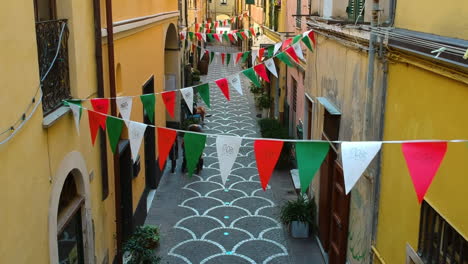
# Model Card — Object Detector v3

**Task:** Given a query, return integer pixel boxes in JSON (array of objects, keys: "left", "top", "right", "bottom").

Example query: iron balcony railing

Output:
[{"left": 35, "top": 19, "right": 70, "bottom": 115}]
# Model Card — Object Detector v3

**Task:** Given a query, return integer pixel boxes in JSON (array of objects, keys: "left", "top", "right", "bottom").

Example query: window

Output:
[
  {"left": 346, "top": 0, "right": 364, "bottom": 23},
  {"left": 296, "top": 0, "right": 302, "bottom": 28},
  {"left": 33, "top": 0, "right": 57, "bottom": 21},
  {"left": 221, "top": 0, "right": 227, "bottom": 5},
  {"left": 418, "top": 201, "right": 468, "bottom": 264}
]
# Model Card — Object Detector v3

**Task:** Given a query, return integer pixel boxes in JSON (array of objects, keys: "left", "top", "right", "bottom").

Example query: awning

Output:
[{"left": 317, "top": 97, "right": 341, "bottom": 115}]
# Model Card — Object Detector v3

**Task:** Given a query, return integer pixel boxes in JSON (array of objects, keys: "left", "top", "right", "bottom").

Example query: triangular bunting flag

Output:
[
  {"left": 241, "top": 31, "right": 248, "bottom": 40},
  {"left": 302, "top": 36, "right": 313, "bottom": 51},
  {"left": 258, "top": 48, "right": 265, "bottom": 61},
  {"left": 195, "top": 23, "right": 200, "bottom": 32},
  {"left": 201, "top": 33, "right": 207, "bottom": 42},
  {"left": 217, "top": 136, "right": 242, "bottom": 185},
  {"left": 267, "top": 45, "right": 275, "bottom": 58},
  {"left": 273, "top": 42, "right": 282, "bottom": 55},
  {"left": 308, "top": 31, "right": 316, "bottom": 46},
  {"left": 200, "top": 47, "right": 206, "bottom": 60},
  {"left": 227, "top": 53, "right": 232, "bottom": 66},
  {"left": 195, "top": 32, "right": 202, "bottom": 41},
  {"left": 232, "top": 32, "right": 238, "bottom": 41},
  {"left": 128, "top": 121, "right": 147, "bottom": 162},
  {"left": 236, "top": 32, "right": 243, "bottom": 41},
  {"left": 116, "top": 96, "right": 133, "bottom": 127},
  {"left": 254, "top": 64, "right": 270, "bottom": 83},
  {"left": 276, "top": 52, "right": 294, "bottom": 67},
  {"left": 215, "top": 78, "right": 230, "bottom": 101},
  {"left": 91, "top": 98, "right": 109, "bottom": 130},
  {"left": 221, "top": 53, "right": 225, "bottom": 65},
  {"left": 402, "top": 142, "right": 448, "bottom": 203},
  {"left": 140, "top": 94, "right": 155, "bottom": 124},
  {"left": 188, "top": 31, "right": 194, "bottom": 41},
  {"left": 223, "top": 33, "right": 229, "bottom": 43},
  {"left": 214, "top": 34, "right": 221, "bottom": 42},
  {"left": 157, "top": 127, "right": 177, "bottom": 170},
  {"left": 87, "top": 110, "right": 101, "bottom": 146},
  {"left": 180, "top": 87, "right": 194, "bottom": 113},
  {"left": 295, "top": 142, "right": 330, "bottom": 193},
  {"left": 293, "top": 34, "right": 302, "bottom": 44},
  {"left": 241, "top": 51, "right": 250, "bottom": 64},
  {"left": 106, "top": 116, "right": 124, "bottom": 154},
  {"left": 251, "top": 49, "right": 258, "bottom": 65},
  {"left": 243, "top": 68, "right": 261, "bottom": 88},
  {"left": 208, "top": 33, "right": 215, "bottom": 42},
  {"left": 180, "top": 31, "right": 186, "bottom": 41},
  {"left": 196, "top": 83, "right": 210, "bottom": 108},
  {"left": 254, "top": 140, "right": 284, "bottom": 190},
  {"left": 184, "top": 133, "right": 207, "bottom": 176},
  {"left": 161, "top": 91, "right": 176, "bottom": 118},
  {"left": 68, "top": 102, "right": 82, "bottom": 135},
  {"left": 210, "top": 51, "right": 215, "bottom": 63},
  {"left": 264, "top": 58, "right": 278, "bottom": 78},
  {"left": 249, "top": 27, "right": 256, "bottom": 37},
  {"left": 292, "top": 42, "right": 305, "bottom": 61},
  {"left": 228, "top": 33, "right": 235, "bottom": 43},
  {"left": 228, "top": 74, "right": 243, "bottom": 95},
  {"left": 282, "top": 38, "right": 293, "bottom": 50},
  {"left": 236, "top": 52, "right": 243, "bottom": 64},
  {"left": 342, "top": 142, "right": 382, "bottom": 194},
  {"left": 285, "top": 46, "right": 300, "bottom": 63}
]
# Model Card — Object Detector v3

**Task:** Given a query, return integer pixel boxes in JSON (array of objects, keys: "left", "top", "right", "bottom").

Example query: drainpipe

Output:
[
  {"left": 104, "top": 0, "right": 123, "bottom": 263},
  {"left": 92, "top": 0, "right": 109, "bottom": 202}
]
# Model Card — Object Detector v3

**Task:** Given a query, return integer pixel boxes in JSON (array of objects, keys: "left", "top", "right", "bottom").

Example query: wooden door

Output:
[
  {"left": 318, "top": 138, "right": 336, "bottom": 252},
  {"left": 143, "top": 76, "right": 158, "bottom": 189},
  {"left": 118, "top": 140, "right": 134, "bottom": 243},
  {"left": 328, "top": 161, "right": 350, "bottom": 264}
]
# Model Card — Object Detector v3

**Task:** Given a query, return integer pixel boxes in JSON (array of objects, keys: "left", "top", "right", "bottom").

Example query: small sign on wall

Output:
[{"left": 246, "top": 0, "right": 255, "bottom": 4}]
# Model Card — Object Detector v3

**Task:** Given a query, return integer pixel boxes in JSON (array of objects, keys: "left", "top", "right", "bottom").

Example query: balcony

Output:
[{"left": 35, "top": 19, "right": 71, "bottom": 115}]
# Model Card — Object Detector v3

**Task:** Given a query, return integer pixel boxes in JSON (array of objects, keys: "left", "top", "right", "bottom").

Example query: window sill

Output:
[{"left": 43, "top": 105, "right": 71, "bottom": 128}]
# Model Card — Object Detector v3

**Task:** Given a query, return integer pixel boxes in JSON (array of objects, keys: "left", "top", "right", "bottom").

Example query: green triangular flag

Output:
[
  {"left": 302, "top": 36, "right": 313, "bottom": 51},
  {"left": 210, "top": 51, "right": 215, "bottom": 63},
  {"left": 226, "top": 53, "right": 231, "bottom": 65},
  {"left": 196, "top": 83, "right": 210, "bottom": 108},
  {"left": 293, "top": 34, "right": 302, "bottom": 44},
  {"left": 208, "top": 33, "right": 215, "bottom": 42},
  {"left": 184, "top": 133, "right": 207, "bottom": 177},
  {"left": 223, "top": 33, "right": 229, "bottom": 42},
  {"left": 248, "top": 30, "right": 252, "bottom": 37},
  {"left": 295, "top": 142, "right": 330, "bottom": 193},
  {"left": 243, "top": 68, "right": 261, "bottom": 88},
  {"left": 267, "top": 45, "right": 275, "bottom": 58},
  {"left": 140, "top": 94, "right": 155, "bottom": 124},
  {"left": 211, "top": 22, "right": 215, "bottom": 28},
  {"left": 236, "top": 32, "right": 243, "bottom": 41},
  {"left": 276, "top": 52, "right": 294, "bottom": 67},
  {"left": 106, "top": 116, "right": 124, "bottom": 154},
  {"left": 188, "top": 31, "right": 194, "bottom": 41},
  {"left": 241, "top": 51, "right": 250, "bottom": 64}
]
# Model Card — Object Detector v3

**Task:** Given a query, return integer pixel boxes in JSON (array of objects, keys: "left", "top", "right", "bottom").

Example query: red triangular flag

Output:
[
  {"left": 87, "top": 110, "right": 101, "bottom": 146},
  {"left": 195, "top": 23, "right": 200, "bottom": 32},
  {"left": 180, "top": 32, "right": 185, "bottom": 40},
  {"left": 161, "top": 91, "right": 176, "bottom": 118},
  {"left": 215, "top": 78, "right": 230, "bottom": 101},
  {"left": 258, "top": 48, "right": 265, "bottom": 61},
  {"left": 221, "top": 53, "right": 225, "bottom": 65},
  {"left": 282, "top": 38, "right": 293, "bottom": 50},
  {"left": 254, "top": 64, "right": 270, "bottom": 82},
  {"left": 157, "top": 127, "right": 177, "bottom": 170},
  {"left": 241, "top": 31, "right": 248, "bottom": 40},
  {"left": 254, "top": 140, "right": 284, "bottom": 190},
  {"left": 214, "top": 34, "right": 221, "bottom": 42},
  {"left": 228, "top": 33, "right": 235, "bottom": 43},
  {"left": 285, "top": 46, "right": 300, "bottom": 63},
  {"left": 250, "top": 27, "right": 256, "bottom": 36},
  {"left": 236, "top": 52, "right": 243, "bottom": 64},
  {"left": 91, "top": 98, "right": 109, "bottom": 130},
  {"left": 402, "top": 142, "right": 448, "bottom": 203},
  {"left": 308, "top": 31, "right": 316, "bottom": 46},
  {"left": 195, "top": 32, "right": 203, "bottom": 41}
]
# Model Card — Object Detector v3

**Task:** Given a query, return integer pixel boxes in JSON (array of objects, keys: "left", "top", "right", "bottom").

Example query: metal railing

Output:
[{"left": 35, "top": 19, "right": 70, "bottom": 115}]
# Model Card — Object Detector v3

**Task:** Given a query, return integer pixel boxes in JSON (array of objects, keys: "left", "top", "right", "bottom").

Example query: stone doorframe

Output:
[{"left": 48, "top": 151, "right": 95, "bottom": 263}]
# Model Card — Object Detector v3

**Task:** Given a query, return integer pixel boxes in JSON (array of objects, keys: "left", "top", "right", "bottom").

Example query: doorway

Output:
[
  {"left": 118, "top": 140, "right": 134, "bottom": 243},
  {"left": 143, "top": 76, "right": 158, "bottom": 189}
]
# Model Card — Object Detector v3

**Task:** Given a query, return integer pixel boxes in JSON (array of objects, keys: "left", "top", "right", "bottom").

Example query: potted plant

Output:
[
  {"left": 124, "top": 225, "right": 161, "bottom": 264},
  {"left": 249, "top": 83, "right": 263, "bottom": 96},
  {"left": 256, "top": 93, "right": 272, "bottom": 117},
  {"left": 192, "top": 69, "right": 201, "bottom": 84},
  {"left": 280, "top": 196, "right": 317, "bottom": 238}
]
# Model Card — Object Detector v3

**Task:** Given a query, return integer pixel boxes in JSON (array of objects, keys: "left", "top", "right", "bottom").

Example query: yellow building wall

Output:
[
  {"left": 102, "top": 0, "right": 178, "bottom": 24},
  {"left": 1, "top": 0, "right": 115, "bottom": 263},
  {"left": 395, "top": 0, "right": 468, "bottom": 39},
  {"left": 376, "top": 61, "right": 468, "bottom": 263}
]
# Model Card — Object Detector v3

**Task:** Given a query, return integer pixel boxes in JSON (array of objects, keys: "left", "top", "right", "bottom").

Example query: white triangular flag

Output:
[
  {"left": 233, "top": 32, "right": 238, "bottom": 41},
  {"left": 293, "top": 42, "right": 305, "bottom": 61},
  {"left": 181, "top": 87, "right": 194, "bottom": 113},
  {"left": 201, "top": 33, "right": 207, "bottom": 42},
  {"left": 264, "top": 59, "right": 278, "bottom": 78},
  {"left": 302, "top": 30, "right": 312, "bottom": 37},
  {"left": 181, "top": 31, "right": 187, "bottom": 40},
  {"left": 217, "top": 34, "right": 223, "bottom": 43},
  {"left": 215, "top": 52, "right": 220, "bottom": 64},
  {"left": 273, "top": 42, "right": 282, "bottom": 55},
  {"left": 116, "top": 96, "right": 133, "bottom": 127},
  {"left": 128, "top": 121, "right": 147, "bottom": 162},
  {"left": 216, "top": 136, "right": 242, "bottom": 185},
  {"left": 228, "top": 74, "right": 243, "bottom": 95},
  {"left": 69, "top": 103, "right": 81, "bottom": 135},
  {"left": 251, "top": 49, "right": 258, "bottom": 65},
  {"left": 200, "top": 46, "right": 206, "bottom": 60},
  {"left": 342, "top": 142, "right": 382, "bottom": 194}
]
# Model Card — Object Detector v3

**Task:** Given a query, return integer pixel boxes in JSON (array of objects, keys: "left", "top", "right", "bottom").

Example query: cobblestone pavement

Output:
[{"left": 146, "top": 45, "right": 293, "bottom": 264}]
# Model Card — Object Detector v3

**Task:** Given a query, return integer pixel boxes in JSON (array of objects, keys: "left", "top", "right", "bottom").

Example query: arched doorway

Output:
[
  {"left": 164, "top": 23, "right": 180, "bottom": 126},
  {"left": 49, "top": 151, "right": 94, "bottom": 263}
]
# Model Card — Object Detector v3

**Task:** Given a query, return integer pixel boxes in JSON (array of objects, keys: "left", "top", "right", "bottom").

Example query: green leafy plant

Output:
[
  {"left": 192, "top": 69, "right": 201, "bottom": 82},
  {"left": 124, "top": 225, "right": 161, "bottom": 264},
  {"left": 280, "top": 196, "right": 317, "bottom": 231},
  {"left": 249, "top": 83, "right": 263, "bottom": 95},
  {"left": 256, "top": 93, "right": 272, "bottom": 110}
]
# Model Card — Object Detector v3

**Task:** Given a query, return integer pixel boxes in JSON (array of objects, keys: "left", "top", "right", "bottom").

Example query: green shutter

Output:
[{"left": 347, "top": 0, "right": 364, "bottom": 22}]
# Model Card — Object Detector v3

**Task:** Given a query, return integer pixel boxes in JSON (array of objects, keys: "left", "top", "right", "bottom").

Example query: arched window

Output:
[
  {"left": 221, "top": 0, "right": 227, "bottom": 5},
  {"left": 57, "top": 173, "right": 85, "bottom": 264}
]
